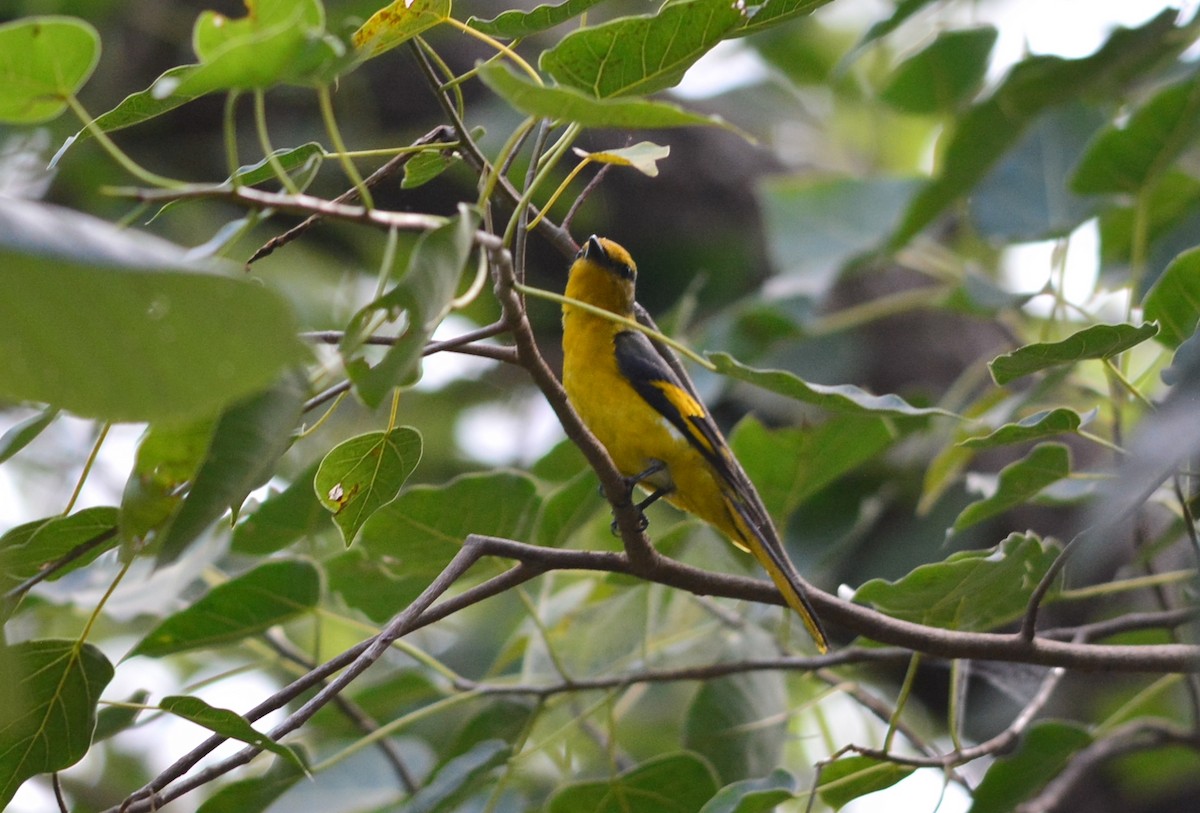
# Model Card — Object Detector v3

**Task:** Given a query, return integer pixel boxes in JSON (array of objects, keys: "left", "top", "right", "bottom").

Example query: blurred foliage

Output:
[{"left": 2, "top": 1, "right": 1200, "bottom": 811}]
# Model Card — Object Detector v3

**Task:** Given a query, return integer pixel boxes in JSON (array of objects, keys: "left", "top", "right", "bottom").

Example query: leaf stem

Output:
[
  {"left": 515, "top": 282, "right": 716, "bottom": 370},
  {"left": 1103, "top": 358, "right": 1156, "bottom": 411},
  {"left": 528, "top": 155, "right": 592, "bottom": 231},
  {"left": 223, "top": 90, "right": 242, "bottom": 184},
  {"left": 442, "top": 16, "right": 542, "bottom": 85},
  {"left": 317, "top": 84, "right": 374, "bottom": 210},
  {"left": 64, "top": 422, "right": 109, "bottom": 515},
  {"left": 66, "top": 96, "right": 185, "bottom": 188},
  {"left": 253, "top": 89, "right": 301, "bottom": 194}
]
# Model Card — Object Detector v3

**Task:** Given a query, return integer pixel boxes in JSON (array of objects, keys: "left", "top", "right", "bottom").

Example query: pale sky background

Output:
[{"left": 5, "top": 2, "right": 1198, "bottom": 811}]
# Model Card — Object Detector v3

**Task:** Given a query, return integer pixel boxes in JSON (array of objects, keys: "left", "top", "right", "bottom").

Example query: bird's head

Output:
[{"left": 566, "top": 235, "right": 638, "bottom": 315}]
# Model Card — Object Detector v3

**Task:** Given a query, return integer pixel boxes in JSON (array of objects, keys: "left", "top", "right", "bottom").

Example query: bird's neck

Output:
[{"left": 565, "top": 267, "right": 635, "bottom": 319}]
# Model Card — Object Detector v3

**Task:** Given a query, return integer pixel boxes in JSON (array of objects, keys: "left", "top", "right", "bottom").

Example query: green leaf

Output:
[
  {"left": 402, "top": 150, "right": 453, "bottom": 189},
  {"left": 231, "top": 460, "right": 327, "bottom": 555},
  {"left": 469, "top": 0, "right": 608, "bottom": 38},
  {"left": 1144, "top": 247, "right": 1200, "bottom": 348},
  {"left": 735, "top": 0, "right": 835, "bottom": 38},
  {"left": 120, "top": 419, "right": 214, "bottom": 549},
  {"left": 0, "top": 16, "right": 99, "bottom": 124},
  {"left": 167, "top": 0, "right": 346, "bottom": 95},
  {"left": 958, "top": 408, "right": 1086, "bottom": 449},
  {"left": 684, "top": 669, "right": 787, "bottom": 783},
  {"left": 343, "top": 206, "right": 480, "bottom": 407},
  {"left": 1, "top": 507, "right": 119, "bottom": 594},
  {"left": 478, "top": 63, "right": 739, "bottom": 131},
  {"left": 757, "top": 176, "right": 923, "bottom": 296},
  {"left": 403, "top": 740, "right": 510, "bottom": 813},
  {"left": 329, "top": 472, "right": 539, "bottom": 621},
  {"left": 969, "top": 722, "right": 1092, "bottom": 813},
  {"left": 548, "top": 752, "right": 721, "bottom": 813},
  {"left": 880, "top": 27, "right": 997, "bottom": 113},
  {"left": 0, "top": 198, "right": 305, "bottom": 423},
  {"left": 855, "top": 532, "right": 1060, "bottom": 631},
  {"left": 352, "top": 0, "right": 451, "bottom": 58},
  {"left": 156, "top": 375, "right": 305, "bottom": 565},
  {"left": 1072, "top": 71, "right": 1200, "bottom": 195},
  {"left": 989, "top": 323, "right": 1159, "bottom": 385},
  {"left": 817, "top": 755, "right": 915, "bottom": 810},
  {"left": 535, "top": 468, "right": 603, "bottom": 548},
  {"left": 1099, "top": 171, "right": 1200, "bottom": 267},
  {"left": 730, "top": 415, "right": 894, "bottom": 521},
  {"left": 698, "top": 770, "right": 796, "bottom": 813},
  {"left": 191, "top": 0, "right": 322, "bottom": 59},
  {"left": 225, "top": 143, "right": 325, "bottom": 188},
  {"left": 446, "top": 701, "right": 536, "bottom": 762},
  {"left": 942, "top": 271, "right": 1039, "bottom": 316},
  {"left": 196, "top": 756, "right": 306, "bottom": 813},
  {"left": 540, "top": 0, "right": 743, "bottom": 98},
  {"left": 130, "top": 559, "right": 320, "bottom": 657},
  {"left": 711, "top": 353, "right": 959, "bottom": 418},
  {"left": 891, "top": 9, "right": 1183, "bottom": 246},
  {"left": 0, "top": 640, "right": 114, "bottom": 809},
  {"left": 846, "top": 0, "right": 938, "bottom": 61},
  {"left": 158, "top": 695, "right": 305, "bottom": 771},
  {"left": 968, "top": 101, "right": 1105, "bottom": 241},
  {"left": 314, "top": 426, "right": 423, "bottom": 546},
  {"left": 62, "top": 64, "right": 201, "bottom": 151},
  {"left": 94, "top": 690, "right": 149, "bottom": 742},
  {"left": 954, "top": 443, "right": 1071, "bottom": 531},
  {"left": 0, "top": 406, "right": 58, "bottom": 464}
]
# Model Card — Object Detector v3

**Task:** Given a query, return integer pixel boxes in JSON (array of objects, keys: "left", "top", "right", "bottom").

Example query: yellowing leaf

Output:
[
  {"left": 573, "top": 142, "right": 670, "bottom": 177},
  {"left": 353, "top": 0, "right": 452, "bottom": 58}
]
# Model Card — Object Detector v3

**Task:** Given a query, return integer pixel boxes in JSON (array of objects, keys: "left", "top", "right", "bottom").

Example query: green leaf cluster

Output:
[{"left": 3, "top": 1, "right": 1200, "bottom": 811}]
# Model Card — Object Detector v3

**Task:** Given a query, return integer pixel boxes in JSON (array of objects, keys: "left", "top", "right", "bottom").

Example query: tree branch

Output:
[
  {"left": 2, "top": 527, "right": 117, "bottom": 608},
  {"left": 1018, "top": 720, "right": 1199, "bottom": 813},
  {"left": 246, "top": 124, "right": 458, "bottom": 264},
  {"left": 485, "top": 241, "right": 663, "bottom": 569}
]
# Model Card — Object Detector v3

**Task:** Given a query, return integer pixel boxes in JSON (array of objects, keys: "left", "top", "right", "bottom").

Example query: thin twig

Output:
[
  {"left": 811, "top": 669, "right": 970, "bottom": 788},
  {"left": 118, "top": 540, "right": 494, "bottom": 812},
  {"left": 112, "top": 552, "right": 548, "bottom": 813},
  {"left": 408, "top": 39, "right": 576, "bottom": 258},
  {"left": 1021, "top": 531, "right": 1087, "bottom": 641},
  {"left": 303, "top": 380, "right": 353, "bottom": 413},
  {"left": 562, "top": 162, "right": 613, "bottom": 232},
  {"left": 1017, "top": 720, "right": 1198, "bottom": 813},
  {"left": 2, "top": 527, "right": 118, "bottom": 607},
  {"left": 261, "top": 631, "right": 418, "bottom": 792},
  {"left": 450, "top": 648, "right": 911, "bottom": 696},
  {"left": 845, "top": 665, "right": 1067, "bottom": 769},
  {"left": 246, "top": 125, "right": 457, "bottom": 264},
  {"left": 1041, "top": 606, "right": 1200, "bottom": 642},
  {"left": 52, "top": 772, "right": 68, "bottom": 813}
]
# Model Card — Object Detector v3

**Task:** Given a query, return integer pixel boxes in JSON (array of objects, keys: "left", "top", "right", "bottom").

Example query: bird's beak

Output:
[{"left": 582, "top": 235, "right": 606, "bottom": 261}]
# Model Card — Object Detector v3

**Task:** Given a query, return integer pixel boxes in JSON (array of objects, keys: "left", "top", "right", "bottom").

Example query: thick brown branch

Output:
[
  {"left": 486, "top": 244, "right": 662, "bottom": 568},
  {"left": 453, "top": 534, "right": 1200, "bottom": 672}
]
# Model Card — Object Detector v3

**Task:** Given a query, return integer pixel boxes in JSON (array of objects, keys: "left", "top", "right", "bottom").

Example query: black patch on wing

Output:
[
  {"left": 614, "top": 328, "right": 781, "bottom": 541},
  {"left": 613, "top": 329, "right": 732, "bottom": 479}
]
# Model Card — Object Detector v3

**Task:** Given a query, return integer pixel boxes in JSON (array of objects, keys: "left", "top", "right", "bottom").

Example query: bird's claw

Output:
[{"left": 610, "top": 509, "right": 650, "bottom": 536}]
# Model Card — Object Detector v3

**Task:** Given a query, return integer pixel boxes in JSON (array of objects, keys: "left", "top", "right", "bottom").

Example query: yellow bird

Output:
[{"left": 561, "top": 235, "right": 829, "bottom": 652}]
